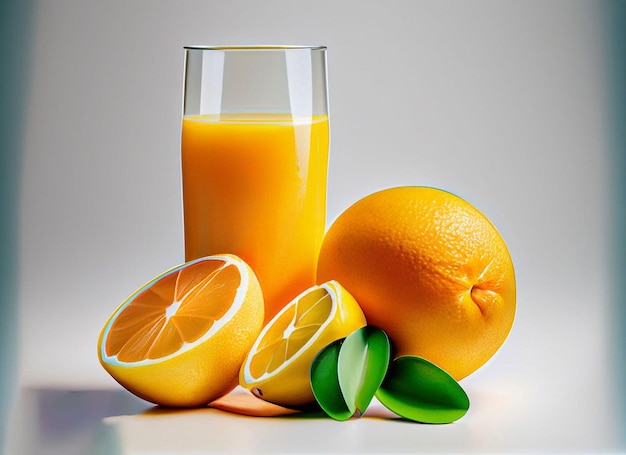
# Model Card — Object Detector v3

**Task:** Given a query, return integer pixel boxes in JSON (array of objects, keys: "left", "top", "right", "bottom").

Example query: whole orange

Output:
[{"left": 316, "top": 186, "right": 516, "bottom": 380}]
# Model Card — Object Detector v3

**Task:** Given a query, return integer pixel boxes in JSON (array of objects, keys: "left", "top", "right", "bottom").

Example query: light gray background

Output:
[{"left": 15, "top": 0, "right": 624, "bottom": 452}]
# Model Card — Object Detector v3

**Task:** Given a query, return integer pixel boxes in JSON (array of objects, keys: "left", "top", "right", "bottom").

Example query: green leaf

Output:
[
  {"left": 338, "top": 326, "right": 391, "bottom": 414},
  {"left": 310, "top": 338, "right": 353, "bottom": 421},
  {"left": 375, "top": 356, "right": 470, "bottom": 424}
]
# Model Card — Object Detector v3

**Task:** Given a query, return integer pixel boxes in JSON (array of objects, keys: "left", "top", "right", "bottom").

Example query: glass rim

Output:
[{"left": 183, "top": 44, "right": 326, "bottom": 51}]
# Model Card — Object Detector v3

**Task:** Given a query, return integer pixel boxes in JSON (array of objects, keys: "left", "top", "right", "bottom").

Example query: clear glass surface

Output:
[{"left": 181, "top": 46, "right": 329, "bottom": 322}]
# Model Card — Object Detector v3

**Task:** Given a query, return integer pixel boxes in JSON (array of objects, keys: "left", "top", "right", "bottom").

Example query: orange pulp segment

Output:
[
  {"left": 105, "top": 259, "right": 240, "bottom": 363},
  {"left": 248, "top": 287, "right": 332, "bottom": 378}
]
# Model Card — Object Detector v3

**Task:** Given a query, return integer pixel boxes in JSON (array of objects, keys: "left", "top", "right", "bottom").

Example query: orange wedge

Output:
[
  {"left": 98, "top": 254, "right": 264, "bottom": 407},
  {"left": 239, "top": 281, "right": 366, "bottom": 408}
]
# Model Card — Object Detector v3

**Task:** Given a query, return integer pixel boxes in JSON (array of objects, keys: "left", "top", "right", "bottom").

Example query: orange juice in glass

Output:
[{"left": 181, "top": 46, "right": 329, "bottom": 321}]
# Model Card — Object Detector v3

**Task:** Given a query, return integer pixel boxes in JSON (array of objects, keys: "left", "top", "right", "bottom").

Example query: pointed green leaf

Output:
[
  {"left": 310, "top": 338, "right": 353, "bottom": 421},
  {"left": 375, "top": 356, "right": 470, "bottom": 424},
  {"left": 338, "top": 326, "right": 391, "bottom": 414}
]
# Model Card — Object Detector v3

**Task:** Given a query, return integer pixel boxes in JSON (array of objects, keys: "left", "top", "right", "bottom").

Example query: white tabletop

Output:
[{"left": 6, "top": 375, "right": 624, "bottom": 454}]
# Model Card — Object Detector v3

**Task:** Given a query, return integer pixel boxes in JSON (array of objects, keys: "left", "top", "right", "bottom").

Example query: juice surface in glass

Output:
[{"left": 181, "top": 113, "right": 329, "bottom": 321}]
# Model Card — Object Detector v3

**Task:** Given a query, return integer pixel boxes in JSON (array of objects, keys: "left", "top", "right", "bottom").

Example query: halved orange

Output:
[
  {"left": 239, "top": 281, "right": 366, "bottom": 408},
  {"left": 98, "top": 254, "right": 264, "bottom": 407}
]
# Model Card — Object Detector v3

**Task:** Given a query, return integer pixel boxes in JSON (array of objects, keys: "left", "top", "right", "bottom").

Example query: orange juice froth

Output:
[{"left": 181, "top": 114, "right": 329, "bottom": 321}]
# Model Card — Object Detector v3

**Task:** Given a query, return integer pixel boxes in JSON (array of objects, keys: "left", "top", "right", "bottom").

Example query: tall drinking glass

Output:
[{"left": 181, "top": 45, "right": 329, "bottom": 322}]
